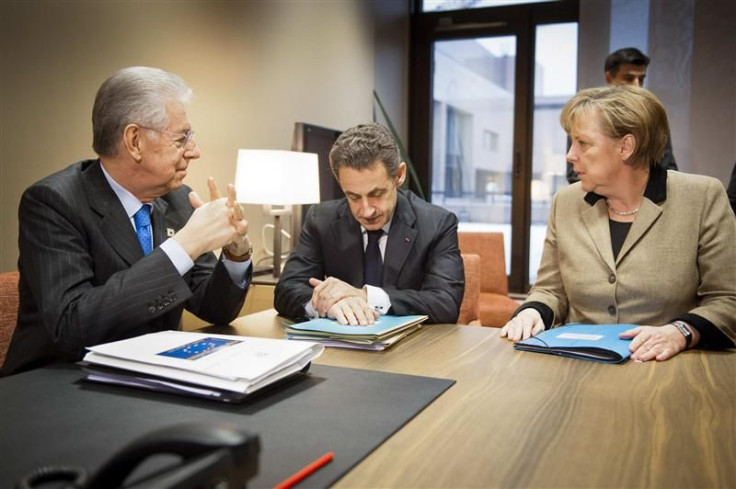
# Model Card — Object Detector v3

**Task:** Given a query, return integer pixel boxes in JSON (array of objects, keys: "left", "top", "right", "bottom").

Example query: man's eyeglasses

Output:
[{"left": 138, "top": 125, "right": 196, "bottom": 150}]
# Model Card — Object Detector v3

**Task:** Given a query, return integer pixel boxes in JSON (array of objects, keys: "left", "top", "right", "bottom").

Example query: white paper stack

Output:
[{"left": 82, "top": 331, "right": 324, "bottom": 402}]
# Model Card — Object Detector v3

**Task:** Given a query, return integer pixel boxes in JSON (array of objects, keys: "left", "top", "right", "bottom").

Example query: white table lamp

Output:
[{"left": 235, "top": 149, "right": 320, "bottom": 278}]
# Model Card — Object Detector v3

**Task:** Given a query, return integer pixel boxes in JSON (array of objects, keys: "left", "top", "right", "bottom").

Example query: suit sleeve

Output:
[
  {"left": 681, "top": 178, "right": 736, "bottom": 345},
  {"left": 382, "top": 211, "right": 464, "bottom": 324},
  {"left": 523, "top": 194, "right": 569, "bottom": 324},
  {"left": 273, "top": 206, "right": 324, "bottom": 320},
  {"left": 183, "top": 252, "right": 250, "bottom": 325},
  {"left": 18, "top": 184, "right": 246, "bottom": 360},
  {"left": 166, "top": 188, "right": 249, "bottom": 325}
]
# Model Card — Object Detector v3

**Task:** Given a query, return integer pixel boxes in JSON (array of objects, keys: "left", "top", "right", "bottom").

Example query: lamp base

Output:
[{"left": 272, "top": 214, "right": 283, "bottom": 279}]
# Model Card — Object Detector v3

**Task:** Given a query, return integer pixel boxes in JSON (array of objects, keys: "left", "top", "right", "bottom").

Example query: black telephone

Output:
[{"left": 17, "top": 422, "right": 260, "bottom": 489}]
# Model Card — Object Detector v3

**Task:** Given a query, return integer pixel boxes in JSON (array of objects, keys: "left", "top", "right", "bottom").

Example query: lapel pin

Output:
[
  {"left": 404, "top": 236, "right": 411, "bottom": 242},
  {"left": 166, "top": 228, "right": 176, "bottom": 237}
]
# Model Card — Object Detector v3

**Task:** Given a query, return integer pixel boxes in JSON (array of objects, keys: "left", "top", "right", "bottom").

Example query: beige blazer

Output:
[{"left": 527, "top": 170, "right": 736, "bottom": 345}]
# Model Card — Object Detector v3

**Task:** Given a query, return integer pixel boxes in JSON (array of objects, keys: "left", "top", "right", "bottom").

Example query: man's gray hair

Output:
[
  {"left": 329, "top": 122, "right": 401, "bottom": 178},
  {"left": 92, "top": 66, "right": 192, "bottom": 157}
]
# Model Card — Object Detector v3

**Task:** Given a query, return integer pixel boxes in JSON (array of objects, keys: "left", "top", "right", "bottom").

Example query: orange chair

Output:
[
  {"left": 457, "top": 253, "right": 481, "bottom": 326},
  {"left": 457, "top": 233, "right": 518, "bottom": 327},
  {"left": 0, "top": 270, "right": 20, "bottom": 366}
]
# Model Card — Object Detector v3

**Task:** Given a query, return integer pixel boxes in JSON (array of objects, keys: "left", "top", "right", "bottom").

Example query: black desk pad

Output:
[{"left": 0, "top": 364, "right": 454, "bottom": 488}]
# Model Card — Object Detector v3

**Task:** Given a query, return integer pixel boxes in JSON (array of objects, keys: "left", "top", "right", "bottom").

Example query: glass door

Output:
[
  {"left": 529, "top": 22, "right": 578, "bottom": 283},
  {"left": 410, "top": 1, "right": 578, "bottom": 291},
  {"left": 431, "top": 35, "right": 518, "bottom": 273}
]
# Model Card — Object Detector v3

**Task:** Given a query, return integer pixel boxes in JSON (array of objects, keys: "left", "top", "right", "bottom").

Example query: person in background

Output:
[
  {"left": 2, "top": 67, "right": 253, "bottom": 376},
  {"left": 274, "top": 122, "right": 464, "bottom": 326},
  {"left": 567, "top": 47, "right": 678, "bottom": 184},
  {"left": 502, "top": 85, "right": 736, "bottom": 361}
]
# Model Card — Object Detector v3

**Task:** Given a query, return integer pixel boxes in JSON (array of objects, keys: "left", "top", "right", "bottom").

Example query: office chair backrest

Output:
[
  {"left": 457, "top": 233, "right": 509, "bottom": 295},
  {"left": 0, "top": 270, "right": 20, "bottom": 366},
  {"left": 458, "top": 253, "right": 480, "bottom": 325}
]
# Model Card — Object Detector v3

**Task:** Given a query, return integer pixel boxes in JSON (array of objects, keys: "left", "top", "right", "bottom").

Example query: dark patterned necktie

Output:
[
  {"left": 364, "top": 230, "right": 384, "bottom": 287},
  {"left": 133, "top": 205, "right": 153, "bottom": 255}
]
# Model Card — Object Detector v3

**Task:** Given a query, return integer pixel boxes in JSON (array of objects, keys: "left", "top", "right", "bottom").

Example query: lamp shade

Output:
[{"left": 235, "top": 149, "right": 321, "bottom": 205}]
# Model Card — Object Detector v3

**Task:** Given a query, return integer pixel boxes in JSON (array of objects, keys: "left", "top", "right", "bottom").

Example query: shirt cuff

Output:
[
  {"left": 304, "top": 300, "right": 319, "bottom": 319},
  {"left": 159, "top": 238, "right": 194, "bottom": 276},
  {"left": 303, "top": 286, "right": 391, "bottom": 319},
  {"left": 221, "top": 256, "right": 252, "bottom": 289},
  {"left": 365, "top": 285, "right": 391, "bottom": 316}
]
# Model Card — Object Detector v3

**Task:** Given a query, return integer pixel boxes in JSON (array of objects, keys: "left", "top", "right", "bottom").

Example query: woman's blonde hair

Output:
[{"left": 560, "top": 85, "right": 669, "bottom": 168}]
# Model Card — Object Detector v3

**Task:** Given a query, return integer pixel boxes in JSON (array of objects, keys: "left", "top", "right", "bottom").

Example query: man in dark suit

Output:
[
  {"left": 567, "top": 47, "right": 678, "bottom": 184},
  {"left": 274, "top": 122, "right": 464, "bottom": 325},
  {"left": 2, "top": 67, "right": 252, "bottom": 376}
]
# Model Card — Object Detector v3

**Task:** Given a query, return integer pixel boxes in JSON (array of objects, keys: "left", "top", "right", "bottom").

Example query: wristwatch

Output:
[
  {"left": 223, "top": 243, "right": 253, "bottom": 262},
  {"left": 672, "top": 320, "right": 692, "bottom": 348}
]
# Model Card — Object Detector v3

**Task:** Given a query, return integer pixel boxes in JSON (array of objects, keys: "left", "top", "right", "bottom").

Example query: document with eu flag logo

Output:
[
  {"left": 81, "top": 331, "right": 323, "bottom": 402},
  {"left": 514, "top": 324, "right": 635, "bottom": 364}
]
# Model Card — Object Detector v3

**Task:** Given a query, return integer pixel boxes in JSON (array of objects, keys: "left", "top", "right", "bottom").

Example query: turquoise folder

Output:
[{"left": 286, "top": 314, "right": 428, "bottom": 341}]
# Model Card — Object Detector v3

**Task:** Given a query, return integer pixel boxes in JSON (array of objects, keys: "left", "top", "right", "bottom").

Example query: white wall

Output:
[
  {"left": 579, "top": 0, "right": 735, "bottom": 186},
  {"left": 688, "top": 0, "right": 736, "bottom": 183},
  {"left": 0, "top": 0, "right": 409, "bottom": 272}
]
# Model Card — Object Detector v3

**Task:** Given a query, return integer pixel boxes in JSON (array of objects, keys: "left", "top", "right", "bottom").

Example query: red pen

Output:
[{"left": 274, "top": 451, "right": 334, "bottom": 489}]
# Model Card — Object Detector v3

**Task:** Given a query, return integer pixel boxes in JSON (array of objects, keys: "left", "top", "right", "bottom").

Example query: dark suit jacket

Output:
[
  {"left": 2, "top": 160, "right": 248, "bottom": 376},
  {"left": 274, "top": 190, "right": 464, "bottom": 324}
]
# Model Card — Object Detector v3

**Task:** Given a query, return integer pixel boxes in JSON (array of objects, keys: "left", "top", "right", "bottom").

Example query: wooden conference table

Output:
[{"left": 205, "top": 309, "right": 736, "bottom": 489}]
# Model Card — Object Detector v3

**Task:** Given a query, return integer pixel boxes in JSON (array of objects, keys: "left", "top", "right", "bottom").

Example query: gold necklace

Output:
[{"left": 606, "top": 200, "right": 639, "bottom": 216}]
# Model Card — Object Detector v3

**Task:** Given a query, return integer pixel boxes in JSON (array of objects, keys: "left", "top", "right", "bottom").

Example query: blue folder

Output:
[{"left": 514, "top": 323, "right": 635, "bottom": 363}]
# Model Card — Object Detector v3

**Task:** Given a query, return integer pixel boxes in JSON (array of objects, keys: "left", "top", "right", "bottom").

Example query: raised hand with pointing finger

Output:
[{"left": 173, "top": 177, "right": 251, "bottom": 261}]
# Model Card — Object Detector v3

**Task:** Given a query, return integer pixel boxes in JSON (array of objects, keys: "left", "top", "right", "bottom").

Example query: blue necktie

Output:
[
  {"left": 133, "top": 205, "right": 153, "bottom": 255},
  {"left": 364, "top": 230, "right": 384, "bottom": 287}
]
